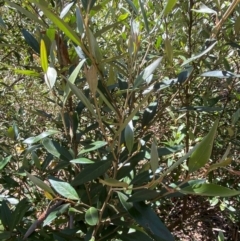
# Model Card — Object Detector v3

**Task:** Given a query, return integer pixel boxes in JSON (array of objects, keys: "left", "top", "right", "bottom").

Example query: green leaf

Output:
[
  {"left": 10, "top": 198, "right": 30, "bottom": 231},
  {"left": 40, "top": 39, "right": 48, "bottom": 72},
  {"left": 118, "top": 192, "right": 174, "bottom": 241},
  {"left": 118, "top": 12, "right": 129, "bottom": 21},
  {"left": 128, "top": 189, "right": 159, "bottom": 202},
  {"left": 67, "top": 80, "right": 97, "bottom": 118},
  {"left": 163, "top": 0, "right": 177, "bottom": 16},
  {"left": 142, "top": 102, "right": 158, "bottom": 128},
  {"left": 29, "top": 0, "right": 82, "bottom": 47},
  {"left": 134, "top": 57, "right": 162, "bottom": 88},
  {"left": 0, "top": 156, "right": 11, "bottom": 170},
  {"left": 71, "top": 160, "right": 111, "bottom": 186},
  {"left": 22, "top": 29, "right": 40, "bottom": 54},
  {"left": 124, "top": 0, "right": 138, "bottom": 14},
  {"left": 23, "top": 130, "right": 60, "bottom": 144},
  {"left": 138, "top": 0, "right": 149, "bottom": 33},
  {"left": 78, "top": 141, "right": 107, "bottom": 155},
  {"left": 14, "top": 69, "right": 40, "bottom": 77},
  {"left": 180, "top": 183, "right": 240, "bottom": 197},
  {"left": 49, "top": 179, "right": 80, "bottom": 200},
  {"left": 25, "top": 171, "right": 55, "bottom": 195},
  {"left": 76, "top": 7, "right": 84, "bottom": 34},
  {"left": 188, "top": 119, "right": 219, "bottom": 173},
  {"left": 42, "top": 138, "right": 72, "bottom": 161},
  {"left": 70, "top": 158, "right": 94, "bottom": 164},
  {"left": 124, "top": 120, "right": 134, "bottom": 153},
  {"left": 85, "top": 207, "right": 98, "bottom": 226},
  {"left": 192, "top": 3, "right": 217, "bottom": 15},
  {"left": 99, "top": 178, "right": 129, "bottom": 188},
  {"left": 43, "top": 204, "right": 70, "bottom": 227},
  {"left": 181, "top": 41, "right": 217, "bottom": 67},
  {"left": 0, "top": 200, "right": 12, "bottom": 230},
  {"left": 150, "top": 139, "right": 158, "bottom": 174},
  {"left": 63, "top": 59, "right": 86, "bottom": 105},
  {"left": 201, "top": 70, "right": 235, "bottom": 78}
]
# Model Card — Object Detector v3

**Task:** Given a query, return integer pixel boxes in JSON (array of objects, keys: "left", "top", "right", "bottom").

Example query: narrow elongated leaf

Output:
[
  {"left": 70, "top": 158, "right": 94, "bottom": 164},
  {"left": 138, "top": 0, "right": 149, "bottom": 33},
  {"left": 76, "top": 7, "right": 84, "bottom": 34},
  {"left": 134, "top": 57, "right": 162, "bottom": 88},
  {"left": 118, "top": 231, "right": 153, "bottom": 241},
  {"left": 40, "top": 39, "right": 48, "bottom": 72},
  {"left": 60, "top": 2, "right": 74, "bottom": 19},
  {"left": 128, "top": 189, "right": 159, "bottom": 202},
  {"left": 29, "top": 0, "right": 82, "bottom": 47},
  {"left": 118, "top": 192, "right": 174, "bottom": 241},
  {"left": 150, "top": 139, "right": 158, "bottom": 174},
  {"left": 67, "top": 80, "right": 97, "bottom": 118},
  {"left": 71, "top": 160, "right": 111, "bottom": 186},
  {"left": 124, "top": 0, "right": 138, "bottom": 14},
  {"left": 85, "top": 207, "right": 98, "bottom": 226},
  {"left": 22, "top": 29, "right": 40, "bottom": 54},
  {"left": 99, "top": 178, "right": 129, "bottom": 188},
  {"left": 180, "top": 183, "right": 240, "bottom": 197},
  {"left": 49, "top": 179, "right": 79, "bottom": 200},
  {"left": 78, "top": 141, "right": 107, "bottom": 155},
  {"left": 0, "top": 155, "right": 11, "bottom": 170},
  {"left": 201, "top": 70, "right": 235, "bottom": 78},
  {"left": 63, "top": 59, "right": 86, "bottom": 104},
  {"left": 0, "top": 200, "right": 12, "bottom": 230},
  {"left": 142, "top": 102, "right": 158, "bottom": 127},
  {"left": 188, "top": 119, "right": 219, "bottom": 173},
  {"left": 192, "top": 3, "right": 217, "bottom": 15},
  {"left": 42, "top": 138, "right": 72, "bottom": 161},
  {"left": 14, "top": 69, "right": 40, "bottom": 77},
  {"left": 23, "top": 130, "right": 59, "bottom": 144},
  {"left": 43, "top": 204, "right": 70, "bottom": 227},
  {"left": 163, "top": 0, "right": 177, "bottom": 16},
  {"left": 10, "top": 198, "right": 30, "bottom": 231},
  {"left": 124, "top": 120, "right": 134, "bottom": 153},
  {"left": 25, "top": 171, "right": 55, "bottom": 195},
  {"left": 181, "top": 41, "right": 217, "bottom": 66}
]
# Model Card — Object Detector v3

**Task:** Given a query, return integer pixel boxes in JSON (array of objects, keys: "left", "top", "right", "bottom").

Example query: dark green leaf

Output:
[
  {"left": 0, "top": 200, "right": 12, "bottom": 230},
  {"left": 10, "top": 198, "right": 30, "bottom": 231},
  {"left": 72, "top": 160, "right": 111, "bottom": 186},
  {"left": 188, "top": 119, "right": 219, "bottom": 173},
  {"left": 138, "top": 0, "right": 149, "bottom": 33},
  {"left": 25, "top": 171, "right": 55, "bottom": 195},
  {"left": 78, "top": 141, "right": 107, "bottom": 155},
  {"left": 22, "top": 29, "right": 40, "bottom": 54},
  {"left": 43, "top": 204, "right": 70, "bottom": 227},
  {"left": 42, "top": 138, "right": 72, "bottom": 161},
  {"left": 142, "top": 102, "right": 158, "bottom": 127},
  {"left": 70, "top": 158, "right": 94, "bottom": 164},
  {"left": 0, "top": 155, "right": 11, "bottom": 170},
  {"left": 128, "top": 189, "right": 159, "bottom": 202}
]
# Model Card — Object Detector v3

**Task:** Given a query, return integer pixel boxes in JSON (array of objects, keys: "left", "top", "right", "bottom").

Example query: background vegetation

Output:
[{"left": 1, "top": 0, "right": 240, "bottom": 240}]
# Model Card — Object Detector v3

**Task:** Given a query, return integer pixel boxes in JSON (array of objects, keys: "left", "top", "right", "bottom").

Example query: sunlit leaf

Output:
[
  {"left": 70, "top": 158, "right": 94, "bottom": 164},
  {"left": 23, "top": 130, "right": 60, "bottom": 144},
  {"left": 49, "top": 179, "right": 80, "bottom": 200},
  {"left": 192, "top": 3, "right": 217, "bottom": 15},
  {"left": 188, "top": 119, "right": 219, "bottom": 173},
  {"left": 78, "top": 141, "right": 107, "bottom": 155},
  {"left": 60, "top": 2, "right": 74, "bottom": 19},
  {"left": 45, "top": 65, "right": 57, "bottom": 89},
  {"left": 181, "top": 41, "right": 217, "bottom": 66},
  {"left": 124, "top": 120, "right": 134, "bottom": 153},
  {"left": 40, "top": 39, "right": 48, "bottom": 72},
  {"left": 0, "top": 156, "right": 11, "bottom": 170}
]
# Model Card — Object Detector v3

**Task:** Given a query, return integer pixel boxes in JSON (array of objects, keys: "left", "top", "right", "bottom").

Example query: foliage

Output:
[{"left": 1, "top": 0, "right": 240, "bottom": 240}]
